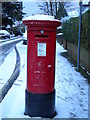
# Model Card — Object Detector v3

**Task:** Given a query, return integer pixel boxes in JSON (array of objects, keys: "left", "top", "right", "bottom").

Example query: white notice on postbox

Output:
[{"left": 37, "top": 43, "right": 46, "bottom": 56}]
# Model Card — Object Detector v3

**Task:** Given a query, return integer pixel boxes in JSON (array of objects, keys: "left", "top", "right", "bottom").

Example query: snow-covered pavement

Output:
[
  {"left": 0, "top": 47, "right": 16, "bottom": 91},
  {"left": 55, "top": 43, "right": 88, "bottom": 118},
  {"left": 0, "top": 41, "right": 88, "bottom": 118}
]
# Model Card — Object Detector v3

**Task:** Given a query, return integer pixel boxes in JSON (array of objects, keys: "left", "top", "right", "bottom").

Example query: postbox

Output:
[{"left": 23, "top": 15, "right": 61, "bottom": 118}]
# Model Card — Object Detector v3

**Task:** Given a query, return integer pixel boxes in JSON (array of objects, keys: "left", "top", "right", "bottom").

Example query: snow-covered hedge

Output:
[{"left": 62, "top": 10, "right": 90, "bottom": 50}]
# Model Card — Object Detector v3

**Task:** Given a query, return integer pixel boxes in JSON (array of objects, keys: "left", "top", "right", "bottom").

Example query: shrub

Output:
[{"left": 62, "top": 10, "right": 90, "bottom": 51}]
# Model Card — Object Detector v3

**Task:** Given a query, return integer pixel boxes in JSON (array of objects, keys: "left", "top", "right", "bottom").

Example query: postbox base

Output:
[{"left": 24, "top": 89, "right": 56, "bottom": 118}]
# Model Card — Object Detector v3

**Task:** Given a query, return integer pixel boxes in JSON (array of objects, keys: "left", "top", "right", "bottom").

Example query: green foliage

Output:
[
  {"left": 2, "top": 2, "right": 26, "bottom": 28},
  {"left": 62, "top": 10, "right": 90, "bottom": 50},
  {"left": 81, "top": 10, "right": 90, "bottom": 50}
]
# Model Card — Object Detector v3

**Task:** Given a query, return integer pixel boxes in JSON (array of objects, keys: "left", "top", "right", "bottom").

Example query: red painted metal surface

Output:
[{"left": 23, "top": 20, "right": 61, "bottom": 94}]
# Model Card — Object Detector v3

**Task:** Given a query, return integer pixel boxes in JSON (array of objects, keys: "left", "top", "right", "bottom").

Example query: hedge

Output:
[{"left": 62, "top": 10, "right": 90, "bottom": 51}]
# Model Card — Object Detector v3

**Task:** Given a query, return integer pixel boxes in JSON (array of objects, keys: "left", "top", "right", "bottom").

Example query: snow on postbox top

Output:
[{"left": 23, "top": 15, "right": 61, "bottom": 28}]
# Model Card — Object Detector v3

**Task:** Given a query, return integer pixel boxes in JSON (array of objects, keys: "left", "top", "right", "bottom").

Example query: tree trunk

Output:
[
  {"left": 55, "top": 0, "right": 57, "bottom": 18},
  {"left": 46, "top": 2, "right": 49, "bottom": 15},
  {"left": 50, "top": 0, "right": 53, "bottom": 16}
]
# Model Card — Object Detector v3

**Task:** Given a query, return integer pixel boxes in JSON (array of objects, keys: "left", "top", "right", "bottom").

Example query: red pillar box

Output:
[{"left": 23, "top": 15, "right": 61, "bottom": 118}]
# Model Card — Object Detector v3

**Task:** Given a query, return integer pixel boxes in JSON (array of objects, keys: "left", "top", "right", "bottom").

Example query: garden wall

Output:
[{"left": 67, "top": 41, "right": 90, "bottom": 72}]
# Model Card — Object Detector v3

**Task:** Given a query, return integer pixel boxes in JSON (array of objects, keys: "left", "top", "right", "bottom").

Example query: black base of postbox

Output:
[{"left": 24, "top": 89, "right": 56, "bottom": 118}]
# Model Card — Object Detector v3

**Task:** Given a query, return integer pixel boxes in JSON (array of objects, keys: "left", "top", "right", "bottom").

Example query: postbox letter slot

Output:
[{"left": 35, "top": 35, "right": 49, "bottom": 38}]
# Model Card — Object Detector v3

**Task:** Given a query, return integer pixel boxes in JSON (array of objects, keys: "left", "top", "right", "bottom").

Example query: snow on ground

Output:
[
  {"left": 1, "top": 41, "right": 88, "bottom": 118},
  {"left": 16, "top": 42, "right": 27, "bottom": 73},
  {"left": 0, "top": 103, "right": 2, "bottom": 120},
  {"left": 55, "top": 43, "right": 88, "bottom": 118},
  {"left": 1, "top": 41, "right": 28, "bottom": 118},
  {"left": 0, "top": 47, "right": 16, "bottom": 90}
]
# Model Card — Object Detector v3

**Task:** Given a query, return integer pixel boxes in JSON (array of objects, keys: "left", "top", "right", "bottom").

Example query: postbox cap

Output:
[
  {"left": 23, "top": 15, "right": 61, "bottom": 27},
  {"left": 23, "top": 14, "right": 60, "bottom": 22}
]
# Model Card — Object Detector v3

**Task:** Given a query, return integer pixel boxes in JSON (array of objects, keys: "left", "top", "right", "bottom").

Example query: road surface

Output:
[{"left": 0, "top": 36, "right": 24, "bottom": 102}]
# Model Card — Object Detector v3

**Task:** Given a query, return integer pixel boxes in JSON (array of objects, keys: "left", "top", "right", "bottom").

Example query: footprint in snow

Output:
[{"left": 70, "top": 112, "right": 76, "bottom": 118}]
